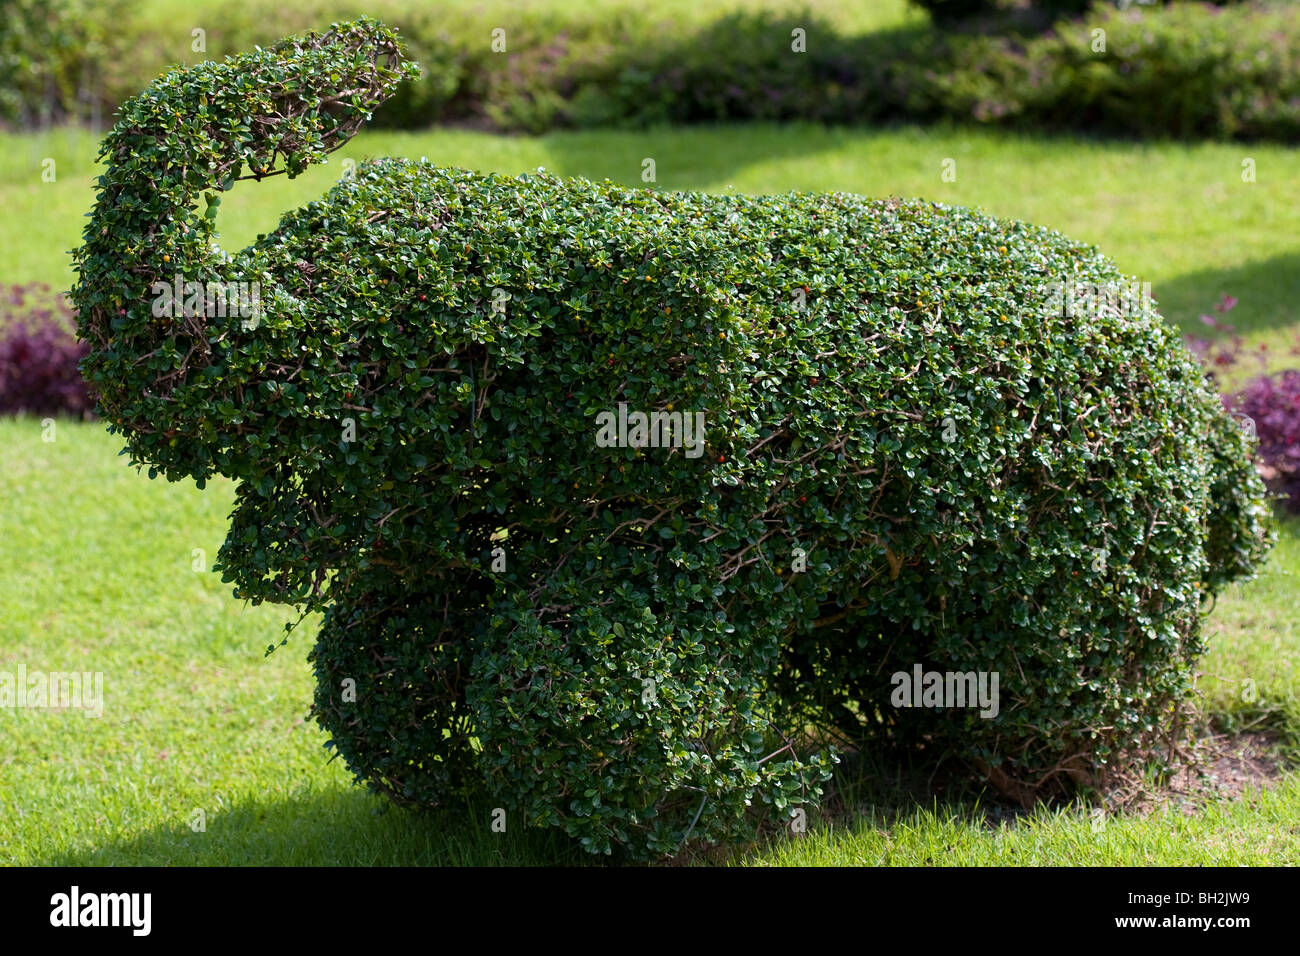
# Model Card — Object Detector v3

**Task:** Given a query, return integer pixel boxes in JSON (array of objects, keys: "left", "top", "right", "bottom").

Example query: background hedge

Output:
[{"left": 4, "top": 0, "right": 1300, "bottom": 141}]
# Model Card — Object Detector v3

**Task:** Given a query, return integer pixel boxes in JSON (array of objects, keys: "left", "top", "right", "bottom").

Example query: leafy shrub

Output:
[
  {"left": 565, "top": 1, "right": 1300, "bottom": 141},
  {"left": 0, "top": 283, "right": 93, "bottom": 417},
  {"left": 72, "top": 20, "right": 1273, "bottom": 857},
  {"left": 1032, "top": 2, "right": 1300, "bottom": 141},
  {"left": 8, "top": 0, "right": 1300, "bottom": 142},
  {"left": 573, "top": 11, "right": 884, "bottom": 128},
  {"left": 909, "top": 0, "right": 999, "bottom": 23}
]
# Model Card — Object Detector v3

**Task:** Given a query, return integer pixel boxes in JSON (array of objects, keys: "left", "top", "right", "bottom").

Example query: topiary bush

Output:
[{"left": 71, "top": 18, "right": 1273, "bottom": 858}]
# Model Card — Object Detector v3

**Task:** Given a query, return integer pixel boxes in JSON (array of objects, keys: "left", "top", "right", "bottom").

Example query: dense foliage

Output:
[{"left": 72, "top": 19, "right": 1273, "bottom": 857}]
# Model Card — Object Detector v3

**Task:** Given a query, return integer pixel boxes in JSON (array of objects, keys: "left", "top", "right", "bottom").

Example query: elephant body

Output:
[{"left": 71, "top": 20, "right": 1273, "bottom": 856}]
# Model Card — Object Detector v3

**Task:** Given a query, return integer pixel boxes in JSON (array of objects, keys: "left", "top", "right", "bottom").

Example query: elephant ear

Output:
[{"left": 215, "top": 479, "right": 334, "bottom": 613}]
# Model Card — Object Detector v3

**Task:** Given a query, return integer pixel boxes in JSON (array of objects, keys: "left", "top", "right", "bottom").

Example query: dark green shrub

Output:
[
  {"left": 72, "top": 19, "right": 1273, "bottom": 857},
  {"left": 909, "top": 0, "right": 999, "bottom": 23},
  {"left": 908, "top": 0, "right": 1098, "bottom": 27},
  {"left": 562, "top": 2, "right": 1300, "bottom": 141},
  {"left": 1025, "top": 0, "right": 1095, "bottom": 19},
  {"left": 1036, "top": 2, "right": 1300, "bottom": 141}
]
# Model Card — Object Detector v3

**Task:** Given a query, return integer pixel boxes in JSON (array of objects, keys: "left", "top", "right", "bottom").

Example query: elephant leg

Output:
[
  {"left": 464, "top": 555, "right": 832, "bottom": 858},
  {"left": 308, "top": 573, "right": 481, "bottom": 807}
]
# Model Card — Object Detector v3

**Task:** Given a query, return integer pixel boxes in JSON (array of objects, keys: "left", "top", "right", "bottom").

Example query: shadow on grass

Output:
[
  {"left": 39, "top": 744, "right": 1293, "bottom": 867},
  {"left": 1155, "top": 249, "right": 1300, "bottom": 338},
  {"left": 711, "top": 747, "right": 1024, "bottom": 867},
  {"left": 42, "top": 787, "right": 596, "bottom": 867},
  {"left": 37, "top": 755, "right": 1008, "bottom": 868},
  {"left": 724, "top": 735, "right": 1295, "bottom": 866},
  {"left": 43, "top": 516, "right": 1300, "bottom": 868}
]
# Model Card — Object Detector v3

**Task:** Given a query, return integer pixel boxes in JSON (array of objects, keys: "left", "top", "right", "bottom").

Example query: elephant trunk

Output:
[{"left": 71, "top": 18, "right": 413, "bottom": 481}]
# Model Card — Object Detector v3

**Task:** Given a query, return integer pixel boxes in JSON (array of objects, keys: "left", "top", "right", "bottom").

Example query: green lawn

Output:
[
  {"left": 1, "top": 421, "right": 1297, "bottom": 865},
  {"left": 3, "top": 119, "right": 1299, "bottom": 864},
  {"left": 134, "top": 0, "right": 922, "bottom": 42}
]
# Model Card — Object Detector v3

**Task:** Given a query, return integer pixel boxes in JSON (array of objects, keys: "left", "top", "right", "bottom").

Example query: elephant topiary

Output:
[{"left": 72, "top": 18, "right": 1273, "bottom": 858}]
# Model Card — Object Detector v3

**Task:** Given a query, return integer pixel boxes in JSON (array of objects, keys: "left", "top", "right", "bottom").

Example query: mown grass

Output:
[
  {"left": 2, "top": 116, "right": 1299, "bottom": 864},
  {"left": 133, "top": 0, "right": 922, "bottom": 42},
  {"left": 0, "top": 419, "right": 592, "bottom": 865},
  {"left": 0, "top": 415, "right": 1296, "bottom": 866},
  {"left": 752, "top": 780, "right": 1300, "bottom": 866}
]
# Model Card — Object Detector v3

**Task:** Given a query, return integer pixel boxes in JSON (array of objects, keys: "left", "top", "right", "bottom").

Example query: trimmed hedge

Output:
[
  {"left": 73, "top": 20, "right": 1273, "bottom": 857},
  {"left": 8, "top": 0, "right": 1300, "bottom": 141},
  {"left": 585, "top": 2, "right": 1300, "bottom": 141}
]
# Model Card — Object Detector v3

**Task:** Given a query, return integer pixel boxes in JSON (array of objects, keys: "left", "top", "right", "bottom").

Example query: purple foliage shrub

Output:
[
  {"left": 1185, "top": 294, "right": 1300, "bottom": 510},
  {"left": 0, "top": 282, "right": 95, "bottom": 418}
]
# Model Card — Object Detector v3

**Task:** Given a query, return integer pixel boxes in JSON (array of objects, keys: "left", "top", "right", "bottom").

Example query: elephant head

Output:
[
  {"left": 70, "top": 18, "right": 741, "bottom": 613},
  {"left": 72, "top": 18, "right": 412, "bottom": 474},
  {"left": 71, "top": 20, "right": 430, "bottom": 605}
]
